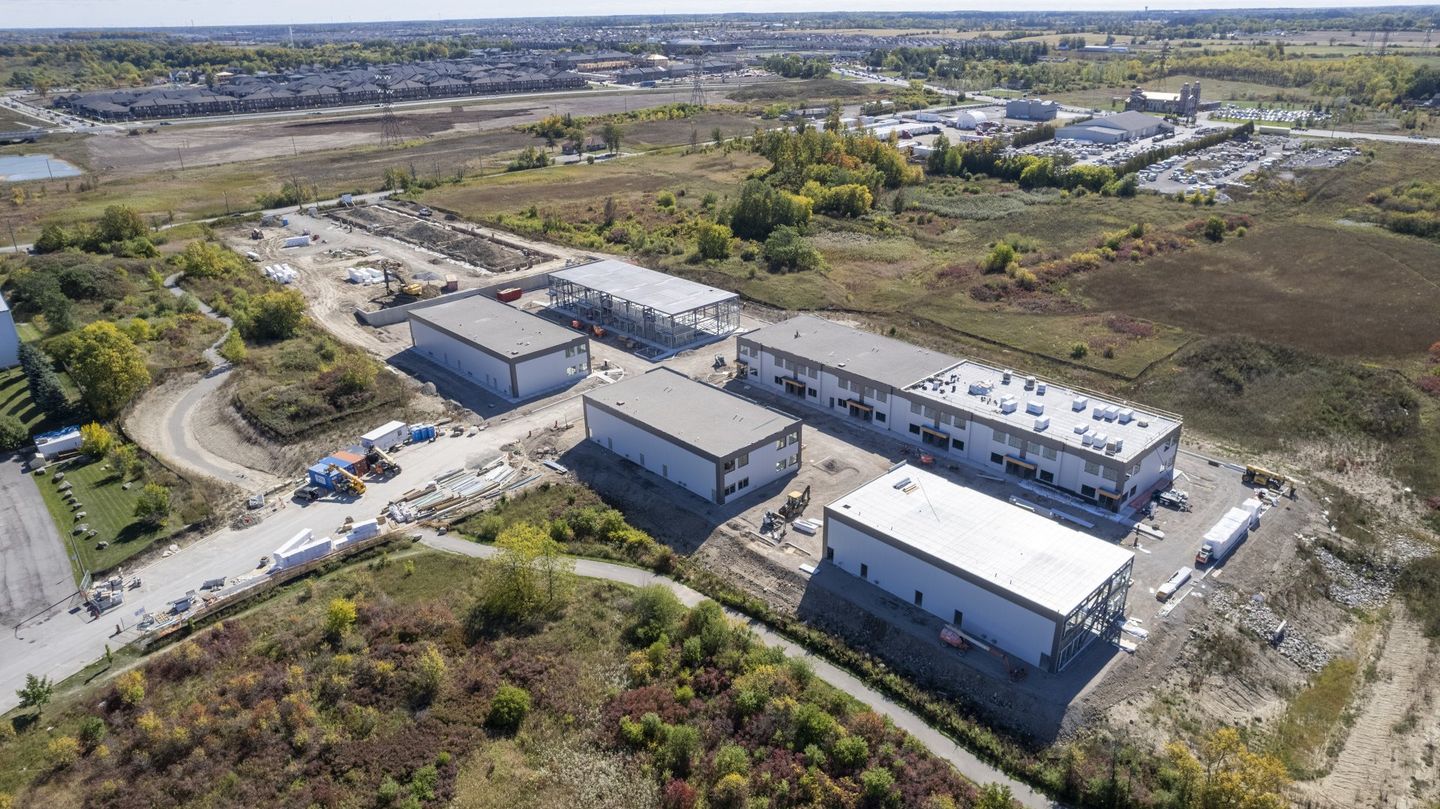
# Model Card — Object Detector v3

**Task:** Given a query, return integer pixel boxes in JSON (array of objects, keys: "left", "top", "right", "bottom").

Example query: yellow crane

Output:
[{"left": 326, "top": 464, "right": 367, "bottom": 496}]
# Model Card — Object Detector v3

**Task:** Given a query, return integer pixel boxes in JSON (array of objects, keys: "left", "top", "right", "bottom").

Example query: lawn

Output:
[
  {"left": 1049, "top": 75, "right": 1319, "bottom": 110},
  {"left": 32, "top": 455, "right": 182, "bottom": 575},
  {"left": 0, "top": 367, "right": 67, "bottom": 436}
]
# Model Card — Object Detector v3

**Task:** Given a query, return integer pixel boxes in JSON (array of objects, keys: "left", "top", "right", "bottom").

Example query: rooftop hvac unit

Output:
[
  {"left": 1118, "top": 408, "right": 1134, "bottom": 423},
  {"left": 1026, "top": 401, "right": 1044, "bottom": 415},
  {"left": 1080, "top": 432, "right": 1094, "bottom": 446},
  {"left": 892, "top": 477, "right": 913, "bottom": 490},
  {"left": 1103, "top": 406, "right": 1119, "bottom": 421},
  {"left": 968, "top": 380, "right": 994, "bottom": 395},
  {"left": 1074, "top": 423, "right": 1090, "bottom": 435},
  {"left": 1137, "top": 418, "right": 1149, "bottom": 428},
  {"left": 1036, "top": 382, "right": 1047, "bottom": 395},
  {"left": 1114, "top": 437, "right": 1125, "bottom": 452},
  {"left": 1024, "top": 375, "right": 1036, "bottom": 390},
  {"left": 1034, "top": 415, "right": 1050, "bottom": 431},
  {"left": 999, "top": 397, "right": 1018, "bottom": 414},
  {"left": 1002, "top": 369, "right": 1013, "bottom": 383},
  {"left": 1094, "top": 433, "right": 1109, "bottom": 448},
  {"left": 1073, "top": 395, "right": 1089, "bottom": 411}
]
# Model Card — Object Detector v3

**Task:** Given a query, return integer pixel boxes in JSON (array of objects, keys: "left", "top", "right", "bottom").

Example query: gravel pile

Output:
[
  {"left": 1207, "top": 588, "right": 1332, "bottom": 672},
  {"left": 1311, "top": 544, "right": 1393, "bottom": 610}
]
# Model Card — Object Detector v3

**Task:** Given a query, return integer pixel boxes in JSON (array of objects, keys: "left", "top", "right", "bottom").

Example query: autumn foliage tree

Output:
[{"left": 64, "top": 321, "right": 151, "bottom": 419}]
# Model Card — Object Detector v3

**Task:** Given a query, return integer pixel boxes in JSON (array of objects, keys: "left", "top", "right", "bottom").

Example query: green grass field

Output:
[
  {"left": 0, "top": 368, "right": 60, "bottom": 435},
  {"left": 33, "top": 456, "right": 181, "bottom": 575}
]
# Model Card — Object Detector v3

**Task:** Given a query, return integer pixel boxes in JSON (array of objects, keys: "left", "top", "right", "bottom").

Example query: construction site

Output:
[{"left": 327, "top": 199, "right": 551, "bottom": 272}]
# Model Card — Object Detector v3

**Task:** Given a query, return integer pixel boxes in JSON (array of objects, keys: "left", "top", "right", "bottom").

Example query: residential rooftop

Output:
[
  {"left": 828, "top": 464, "right": 1134, "bottom": 617},
  {"left": 409, "top": 295, "right": 578, "bottom": 357},
  {"left": 905, "top": 359, "right": 1181, "bottom": 462},
  {"left": 741, "top": 315, "right": 959, "bottom": 391},
  {"left": 550, "top": 260, "right": 737, "bottom": 316},
  {"left": 585, "top": 368, "right": 798, "bottom": 458}
]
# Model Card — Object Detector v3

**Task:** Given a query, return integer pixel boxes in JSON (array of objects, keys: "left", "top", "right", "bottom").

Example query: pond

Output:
[{"left": 0, "top": 153, "right": 82, "bottom": 182}]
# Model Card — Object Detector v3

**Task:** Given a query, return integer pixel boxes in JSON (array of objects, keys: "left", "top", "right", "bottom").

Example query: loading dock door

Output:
[
  {"left": 1097, "top": 488, "right": 1123, "bottom": 513},
  {"left": 782, "top": 377, "right": 807, "bottom": 397},
  {"left": 1004, "top": 455, "right": 1036, "bottom": 479},
  {"left": 919, "top": 426, "right": 950, "bottom": 449},
  {"left": 845, "top": 399, "right": 874, "bottom": 421}
]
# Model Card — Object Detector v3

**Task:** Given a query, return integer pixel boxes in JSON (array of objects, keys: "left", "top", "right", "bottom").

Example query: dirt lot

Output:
[{"left": 330, "top": 201, "right": 540, "bottom": 271}]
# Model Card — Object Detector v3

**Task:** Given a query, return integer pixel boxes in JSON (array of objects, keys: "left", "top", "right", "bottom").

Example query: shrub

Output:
[
  {"left": 628, "top": 585, "right": 686, "bottom": 646},
  {"left": 833, "top": 734, "right": 870, "bottom": 770},
  {"left": 325, "top": 597, "right": 357, "bottom": 639},
  {"left": 46, "top": 736, "right": 80, "bottom": 769},
  {"left": 488, "top": 684, "right": 531, "bottom": 731},
  {"left": 713, "top": 743, "right": 750, "bottom": 778},
  {"left": 711, "top": 772, "right": 749, "bottom": 808},
  {"left": 657, "top": 190, "right": 677, "bottom": 209},
  {"left": 1203, "top": 215, "right": 1226, "bottom": 242},
  {"left": 0, "top": 416, "right": 26, "bottom": 451},
  {"left": 659, "top": 724, "right": 700, "bottom": 776},
  {"left": 133, "top": 483, "right": 171, "bottom": 528},
  {"left": 80, "top": 422, "right": 115, "bottom": 457},
  {"left": 78, "top": 716, "right": 107, "bottom": 751},
  {"left": 661, "top": 779, "right": 698, "bottom": 809},
  {"left": 1070, "top": 342, "right": 1089, "bottom": 359},
  {"left": 860, "top": 767, "right": 897, "bottom": 805},
  {"left": 218, "top": 329, "right": 247, "bottom": 364},
  {"left": 980, "top": 242, "right": 1016, "bottom": 274},
  {"left": 240, "top": 290, "right": 306, "bottom": 340},
  {"left": 115, "top": 669, "right": 146, "bottom": 706},
  {"left": 763, "top": 226, "right": 822, "bottom": 272},
  {"left": 696, "top": 222, "right": 732, "bottom": 261}
]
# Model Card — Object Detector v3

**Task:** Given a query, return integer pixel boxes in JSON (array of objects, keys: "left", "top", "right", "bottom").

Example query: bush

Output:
[
  {"left": 696, "top": 222, "right": 732, "bottom": 261},
  {"left": 46, "top": 735, "right": 80, "bottom": 769},
  {"left": 657, "top": 190, "right": 677, "bottom": 209},
  {"left": 488, "top": 684, "right": 531, "bottom": 731},
  {"left": 628, "top": 585, "right": 686, "bottom": 646},
  {"left": 860, "top": 766, "right": 897, "bottom": 805},
  {"left": 133, "top": 483, "right": 171, "bottom": 528},
  {"left": 78, "top": 716, "right": 108, "bottom": 751},
  {"left": 713, "top": 744, "right": 750, "bottom": 778},
  {"left": 1070, "top": 342, "right": 1089, "bottom": 359},
  {"left": 981, "top": 242, "right": 1016, "bottom": 274},
  {"left": 0, "top": 416, "right": 26, "bottom": 451},
  {"left": 659, "top": 723, "right": 700, "bottom": 776},
  {"left": 1203, "top": 215, "right": 1226, "bottom": 242},
  {"left": 833, "top": 734, "right": 870, "bottom": 770},
  {"left": 325, "top": 597, "right": 357, "bottom": 639},
  {"left": 763, "top": 226, "right": 822, "bottom": 273},
  {"left": 80, "top": 422, "right": 115, "bottom": 457},
  {"left": 115, "top": 669, "right": 146, "bottom": 706},
  {"left": 218, "top": 329, "right": 247, "bottom": 364},
  {"left": 711, "top": 772, "right": 749, "bottom": 808},
  {"left": 240, "top": 290, "right": 306, "bottom": 340}
]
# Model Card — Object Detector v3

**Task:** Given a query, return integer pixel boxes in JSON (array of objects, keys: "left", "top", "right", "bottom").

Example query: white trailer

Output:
[
  {"left": 1156, "top": 566, "right": 1193, "bottom": 601},
  {"left": 1196, "top": 506, "right": 1251, "bottom": 566},
  {"left": 360, "top": 420, "right": 409, "bottom": 451}
]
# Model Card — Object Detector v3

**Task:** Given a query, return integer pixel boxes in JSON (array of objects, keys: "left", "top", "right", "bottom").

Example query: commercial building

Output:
[
  {"left": 408, "top": 295, "right": 589, "bottom": 401},
  {"left": 1056, "top": 111, "right": 1172, "bottom": 143},
  {"left": 0, "top": 292, "right": 17, "bottom": 369},
  {"left": 583, "top": 368, "right": 801, "bottom": 505},
  {"left": 823, "top": 463, "right": 1134, "bottom": 672},
  {"left": 737, "top": 316, "right": 1181, "bottom": 511},
  {"left": 1124, "top": 83, "right": 1208, "bottom": 117},
  {"left": 1005, "top": 98, "right": 1060, "bottom": 121},
  {"left": 548, "top": 260, "right": 739, "bottom": 356}
]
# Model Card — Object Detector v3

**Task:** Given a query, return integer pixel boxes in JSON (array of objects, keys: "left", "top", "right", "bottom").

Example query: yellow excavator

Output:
[{"left": 326, "top": 464, "right": 367, "bottom": 496}]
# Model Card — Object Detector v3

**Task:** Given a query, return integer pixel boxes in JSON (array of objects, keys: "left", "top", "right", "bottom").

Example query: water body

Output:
[{"left": 0, "top": 153, "right": 82, "bottom": 182}]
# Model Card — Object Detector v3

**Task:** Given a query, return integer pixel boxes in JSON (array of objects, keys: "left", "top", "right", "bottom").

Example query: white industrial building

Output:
[
  {"left": 824, "top": 464, "right": 1134, "bottom": 672},
  {"left": 583, "top": 368, "right": 801, "bottom": 505},
  {"left": 1055, "top": 111, "right": 1172, "bottom": 143},
  {"left": 548, "top": 259, "right": 739, "bottom": 357},
  {"left": 1006, "top": 98, "right": 1060, "bottom": 121},
  {"left": 408, "top": 295, "right": 590, "bottom": 401},
  {"left": 737, "top": 316, "right": 1182, "bottom": 511},
  {"left": 952, "top": 110, "right": 989, "bottom": 130},
  {"left": 0, "top": 292, "right": 18, "bottom": 369}
]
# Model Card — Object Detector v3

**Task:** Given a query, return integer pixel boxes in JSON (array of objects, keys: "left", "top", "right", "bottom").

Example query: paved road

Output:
[
  {"left": 0, "top": 453, "right": 77, "bottom": 625},
  {"left": 422, "top": 532, "right": 1062, "bottom": 809}
]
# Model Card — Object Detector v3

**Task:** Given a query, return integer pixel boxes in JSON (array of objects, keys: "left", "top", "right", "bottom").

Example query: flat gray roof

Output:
[
  {"left": 585, "top": 368, "right": 798, "bottom": 458},
  {"left": 741, "top": 315, "right": 959, "bottom": 391},
  {"left": 409, "top": 295, "right": 578, "bottom": 358},
  {"left": 550, "top": 259, "right": 737, "bottom": 317},
  {"left": 829, "top": 464, "right": 1134, "bottom": 617},
  {"left": 906, "top": 359, "right": 1180, "bottom": 462}
]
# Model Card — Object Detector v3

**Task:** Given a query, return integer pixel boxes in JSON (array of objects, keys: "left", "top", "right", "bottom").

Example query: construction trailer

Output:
[
  {"left": 582, "top": 368, "right": 801, "bottom": 505},
  {"left": 361, "top": 420, "right": 409, "bottom": 451},
  {"left": 547, "top": 260, "right": 739, "bottom": 356},
  {"left": 34, "top": 425, "right": 83, "bottom": 459},
  {"left": 823, "top": 463, "right": 1134, "bottom": 673}
]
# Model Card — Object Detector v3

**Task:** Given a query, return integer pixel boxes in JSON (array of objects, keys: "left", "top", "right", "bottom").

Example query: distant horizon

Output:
[{"left": 1, "top": 1, "right": 1438, "bottom": 32}]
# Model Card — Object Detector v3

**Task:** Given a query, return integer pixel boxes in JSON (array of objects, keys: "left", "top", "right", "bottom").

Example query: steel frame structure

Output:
[{"left": 547, "top": 276, "right": 738, "bottom": 351}]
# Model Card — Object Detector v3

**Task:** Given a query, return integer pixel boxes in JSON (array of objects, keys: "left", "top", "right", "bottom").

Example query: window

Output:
[
  {"left": 737, "top": 478, "right": 749, "bottom": 489},
  {"left": 914, "top": 591, "right": 924, "bottom": 607},
  {"left": 951, "top": 438, "right": 965, "bottom": 451},
  {"left": 860, "top": 563, "right": 869, "bottom": 579},
  {"left": 1038, "top": 469, "right": 1054, "bottom": 483},
  {"left": 1081, "top": 484, "right": 1097, "bottom": 499},
  {"left": 909, "top": 424, "right": 921, "bottom": 435},
  {"left": 875, "top": 412, "right": 886, "bottom": 423},
  {"left": 953, "top": 610, "right": 963, "bottom": 627},
  {"left": 990, "top": 452, "right": 1004, "bottom": 465},
  {"left": 910, "top": 400, "right": 922, "bottom": 415},
  {"left": 1027, "top": 441, "right": 1042, "bottom": 456},
  {"left": 1043, "top": 445, "right": 1057, "bottom": 460},
  {"left": 1084, "top": 460, "right": 1101, "bottom": 476},
  {"left": 724, "top": 483, "right": 737, "bottom": 495},
  {"left": 776, "top": 454, "right": 798, "bottom": 472},
  {"left": 1007, "top": 434, "right": 1024, "bottom": 449},
  {"left": 1102, "top": 466, "right": 1119, "bottom": 482},
  {"left": 774, "top": 375, "right": 785, "bottom": 385},
  {"left": 808, "top": 388, "right": 817, "bottom": 398}
]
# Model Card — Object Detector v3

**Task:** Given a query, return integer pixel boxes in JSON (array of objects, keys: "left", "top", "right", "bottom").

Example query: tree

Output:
[
  {"left": 712, "top": 773, "right": 749, "bottom": 808},
  {"left": 763, "top": 226, "right": 822, "bottom": 273},
  {"left": 177, "top": 240, "right": 243, "bottom": 278},
  {"left": 324, "top": 596, "right": 357, "bottom": 639},
  {"left": 108, "top": 442, "right": 143, "bottom": 480},
  {"left": 1203, "top": 215, "right": 1226, "bottom": 242},
  {"left": 80, "top": 422, "right": 114, "bottom": 457},
  {"left": 33, "top": 223, "right": 71, "bottom": 254},
  {"left": 133, "top": 483, "right": 171, "bottom": 528},
  {"left": 712, "top": 126, "right": 724, "bottom": 145},
  {"left": 218, "top": 329, "right": 247, "bottom": 364},
  {"left": 115, "top": 669, "right": 145, "bottom": 706},
  {"left": 1070, "top": 342, "right": 1089, "bottom": 359},
  {"left": 696, "top": 222, "right": 732, "bottom": 261},
  {"left": 602, "top": 121, "right": 624, "bottom": 154},
  {"left": 0, "top": 416, "right": 26, "bottom": 451},
  {"left": 833, "top": 734, "right": 869, "bottom": 770},
  {"left": 243, "top": 290, "right": 306, "bottom": 340},
  {"left": 1162, "top": 727, "right": 1288, "bottom": 809},
  {"left": 18, "top": 343, "right": 67, "bottom": 417},
  {"left": 729, "top": 179, "right": 812, "bottom": 241},
  {"left": 974, "top": 784, "right": 1015, "bottom": 809},
  {"left": 92, "top": 205, "right": 148, "bottom": 247},
  {"left": 659, "top": 723, "right": 700, "bottom": 776},
  {"left": 473, "top": 522, "right": 573, "bottom": 624},
  {"left": 66, "top": 322, "right": 150, "bottom": 419},
  {"left": 16, "top": 673, "right": 53, "bottom": 715},
  {"left": 487, "top": 683, "right": 531, "bottom": 731}
]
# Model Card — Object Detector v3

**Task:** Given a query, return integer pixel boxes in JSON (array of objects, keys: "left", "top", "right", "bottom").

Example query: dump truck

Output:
[{"left": 1242, "top": 464, "right": 1288, "bottom": 491}]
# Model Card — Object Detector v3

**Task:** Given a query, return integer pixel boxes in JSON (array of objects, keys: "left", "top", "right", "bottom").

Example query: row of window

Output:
[
  {"left": 563, "top": 344, "right": 588, "bottom": 358},
  {"left": 776, "top": 454, "right": 798, "bottom": 472},
  {"left": 774, "top": 431, "right": 800, "bottom": 451},
  {"left": 835, "top": 377, "right": 887, "bottom": 402},
  {"left": 723, "top": 477, "right": 751, "bottom": 496}
]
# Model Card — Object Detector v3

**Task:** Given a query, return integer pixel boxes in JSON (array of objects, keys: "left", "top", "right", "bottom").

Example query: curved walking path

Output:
[
  {"left": 421, "top": 532, "right": 1062, "bottom": 809},
  {"left": 124, "top": 274, "right": 279, "bottom": 492}
]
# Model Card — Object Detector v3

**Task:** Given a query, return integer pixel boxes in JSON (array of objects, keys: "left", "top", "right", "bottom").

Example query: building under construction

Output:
[{"left": 547, "top": 259, "right": 739, "bottom": 357}]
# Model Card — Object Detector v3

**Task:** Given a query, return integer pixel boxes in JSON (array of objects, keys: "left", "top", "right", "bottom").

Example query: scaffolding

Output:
[
  {"left": 547, "top": 260, "right": 739, "bottom": 354},
  {"left": 1053, "top": 558, "right": 1132, "bottom": 671}
]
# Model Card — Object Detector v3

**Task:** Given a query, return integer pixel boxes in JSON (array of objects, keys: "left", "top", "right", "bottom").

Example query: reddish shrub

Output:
[
  {"left": 661, "top": 779, "right": 699, "bottom": 809},
  {"left": 1418, "top": 375, "right": 1440, "bottom": 398}
]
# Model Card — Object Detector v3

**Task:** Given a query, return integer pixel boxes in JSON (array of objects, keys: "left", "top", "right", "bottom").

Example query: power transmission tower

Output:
[
  {"left": 378, "top": 74, "right": 404, "bottom": 147},
  {"left": 690, "top": 61, "right": 708, "bottom": 107}
]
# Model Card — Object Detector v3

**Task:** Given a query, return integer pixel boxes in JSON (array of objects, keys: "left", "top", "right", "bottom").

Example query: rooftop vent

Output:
[
  {"left": 1026, "top": 401, "right": 1044, "bottom": 415},
  {"left": 1117, "top": 408, "right": 1134, "bottom": 424},
  {"left": 1024, "top": 375, "right": 1036, "bottom": 390},
  {"left": 1103, "top": 405, "right": 1119, "bottom": 421},
  {"left": 1002, "top": 369, "right": 1013, "bottom": 383},
  {"left": 1036, "top": 382, "right": 1047, "bottom": 395},
  {"left": 1074, "top": 423, "right": 1090, "bottom": 435},
  {"left": 892, "top": 477, "right": 913, "bottom": 490},
  {"left": 1034, "top": 415, "right": 1050, "bottom": 431},
  {"left": 1072, "top": 395, "right": 1089, "bottom": 412},
  {"left": 968, "top": 380, "right": 994, "bottom": 396}
]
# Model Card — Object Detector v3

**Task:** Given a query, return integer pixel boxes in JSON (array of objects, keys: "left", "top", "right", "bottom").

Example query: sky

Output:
[{"left": 0, "top": 0, "right": 1434, "bottom": 30}]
